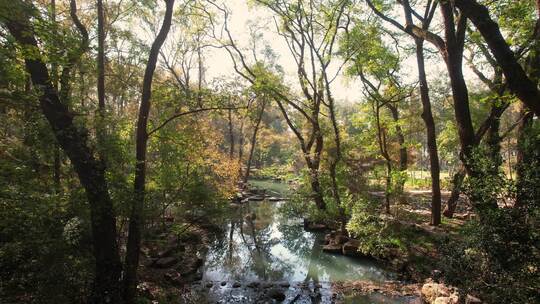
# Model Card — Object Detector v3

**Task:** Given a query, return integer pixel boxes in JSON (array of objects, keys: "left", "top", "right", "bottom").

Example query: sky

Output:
[
  {"left": 199, "top": 0, "right": 479, "bottom": 105},
  {"left": 203, "top": 0, "right": 374, "bottom": 103},
  {"left": 135, "top": 0, "right": 482, "bottom": 106}
]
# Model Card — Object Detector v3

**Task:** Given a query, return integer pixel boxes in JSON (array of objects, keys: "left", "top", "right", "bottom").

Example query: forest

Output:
[{"left": 0, "top": 0, "right": 539, "bottom": 303}]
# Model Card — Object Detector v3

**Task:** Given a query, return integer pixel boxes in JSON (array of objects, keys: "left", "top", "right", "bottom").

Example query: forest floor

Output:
[
  {"left": 135, "top": 216, "right": 224, "bottom": 303},
  {"left": 332, "top": 190, "right": 470, "bottom": 302}
]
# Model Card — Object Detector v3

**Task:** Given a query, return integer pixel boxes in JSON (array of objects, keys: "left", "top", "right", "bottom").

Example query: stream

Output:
[{"left": 184, "top": 180, "right": 418, "bottom": 303}]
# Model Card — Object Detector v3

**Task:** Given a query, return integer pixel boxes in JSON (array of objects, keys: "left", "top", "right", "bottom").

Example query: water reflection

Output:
[{"left": 202, "top": 198, "right": 391, "bottom": 284}]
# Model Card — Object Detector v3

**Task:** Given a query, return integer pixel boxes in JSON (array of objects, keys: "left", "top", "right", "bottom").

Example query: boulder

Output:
[
  {"left": 247, "top": 281, "right": 260, "bottom": 288},
  {"left": 232, "top": 281, "right": 242, "bottom": 288},
  {"left": 342, "top": 239, "right": 361, "bottom": 256},
  {"left": 267, "top": 288, "right": 286, "bottom": 302},
  {"left": 324, "top": 233, "right": 334, "bottom": 245},
  {"left": 278, "top": 281, "right": 290, "bottom": 288},
  {"left": 433, "top": 296, "right": 458, "bottom": 304},
  {"left": 421, "top": 280, "right": 459, "bottom": 304},
  {"left": 322, "top": 244, "right": 342, "bottom": 254},
  {"left": 153, "top": 257, "right": 178, "bottom": 268},
  {"left": 303, "top": 219, "right": 328, "bottom": 231},
  {"left": 334, "top": 234, "right": 349, "bottom": 245}
]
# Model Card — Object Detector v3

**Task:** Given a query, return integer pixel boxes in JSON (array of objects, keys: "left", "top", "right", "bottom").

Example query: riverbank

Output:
[{"left": 135, "top": 180, "right": 473, "bottom": 303}]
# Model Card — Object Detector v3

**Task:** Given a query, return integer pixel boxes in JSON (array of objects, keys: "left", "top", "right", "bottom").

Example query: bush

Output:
[{"left": 439, "top": 136, "right": 540, "bottom": 303}]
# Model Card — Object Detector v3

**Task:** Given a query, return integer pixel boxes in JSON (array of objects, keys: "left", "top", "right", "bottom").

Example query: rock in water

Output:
[
  {"left": 247, "top": 281, "right": 260, "bottom": 288},
  {"left": 278, "top": 281, "right": 290, "bottom": 288},
  {"left": 342, "top": 239, "right": 361, "bottom": 257},
  {"left": 267, "top": 288, "right": 286, "bottom": 302},
  {"left": 322, "top": 244, "right": 342, "bottom": 254},
  {"left": 232, "top": 281, "right": 241, "bottom": 288}
]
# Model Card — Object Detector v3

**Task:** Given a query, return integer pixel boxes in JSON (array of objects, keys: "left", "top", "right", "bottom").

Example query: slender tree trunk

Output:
[
  {"left": 326, "top": 84, "right": 345, "bottom": 230},
  {"left": 485, "top": 113, "right": 502, "bottom": 175},
  {"left": 415, "top": 39, "right": 441, "bottom": 225},
  {"left": 454, "top": 0, "right": 540, "bottom": 117},
  {"left": 50, "top": 0, "right": 62, "bottom": 194},
  {"left": 384, "top": 160, "right": 392, "bottom": 214},
  {"left": 2, "top": 4, "right": 122, "bottom": 302},
  {"left": 227, "top": 108, "right": 235, "bottom": 159},
  {"left": 308, "top": 166, "right": 326, "bottom": 210},
  {"left": 123, "top": 1, "right": 175, "bottom": 302},
  {"left": 515, "top": 0, "right": 540, "bottom": 209},
  {"left": 440, "top": 4, "right": 476, "bottom": 175},
  {"left": 243, "top": 100, "right": 266, "bottom": 184},
  {"left": 97, "top": 0, "right": 105, "bottom": 114},
  {"left": 444, "top": 100, "right": 507, "bottom": 217},
  {"left": 238, "top": 119, "right": 245, "bottom": 180},
  {"left": 515, "top": 105, "right": 534, "bottom": 208},
  {"left": 386, "top": 103, "right": 407, "bottom": 199},
  {"left": 443, "top": 166, "right": 466, "bottom": 217},
  {"left": 311, "top": 127, "right": 326, "bottom": 210},
  {"left": 387, "top": 104, "right": 407, "bottom": 172}
]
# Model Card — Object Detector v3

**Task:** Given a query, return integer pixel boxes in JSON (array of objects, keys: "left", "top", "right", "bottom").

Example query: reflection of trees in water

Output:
[
  {"left": 204, "top": 198, "right": 390, "bottom": 284},
  {"left": 203, "top": 201, "right": 294, "bottom": 281}
]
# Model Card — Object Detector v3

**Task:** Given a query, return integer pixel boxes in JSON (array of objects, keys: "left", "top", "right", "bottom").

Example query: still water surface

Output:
[{"left": 189, "top": 180, "right": 416, "bottom": 303}]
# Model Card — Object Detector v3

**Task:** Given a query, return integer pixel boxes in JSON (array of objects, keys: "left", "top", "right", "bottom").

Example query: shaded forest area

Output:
[{"left": 0, "top": 0, "right": 539, "bottom": 303}]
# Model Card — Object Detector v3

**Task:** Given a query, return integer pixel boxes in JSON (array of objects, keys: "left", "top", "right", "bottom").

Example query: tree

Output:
[
  {"left": 123, "top": 0, "right": 175, "bottom": 302},
  {"left": 0, "top": 2, "right": 122, "bottom": 303},
  {"left": 454, "top": 0, "right": 540, "bottom": 117}
]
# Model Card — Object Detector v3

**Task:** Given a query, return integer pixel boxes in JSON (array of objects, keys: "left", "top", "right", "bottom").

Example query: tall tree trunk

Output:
[
  {"left": 444, "top": 97, "right": 508, "bottom": 217},
  {"left": 237, "top": 119, "right": 245, "bottom": 181},
  {"left": 243, "top": 99, "right": 266, "bottom": 184},
  {"left": 386, "top": 104, "right": 407, "bottom": 172},
  {"left": 227, "top": 108, "right": 235, "bottom": 159},
  {"left": 384, "top": 159, "right": 392, "bottom": 214},
  {"left": 374, "top": 101, "right": 392, "bottom": 214},
  {"left": 325, "top": 82, "right": 345, "bottom": 230},
  {"left": 123, "top": 1, "right": 175, "bottom": 302},
  {"left": 440, "top": 4, "right": 476, "bottom": 175},
  {"left": 311, "top": 125, "right": 326, "bottom": 210},
  {"left": 443, "top": 166, "right": 466, "bottom": 217},
  {"left": 415, "top": 39, "right": 442, "bottom": 226},
  {"left": 97, "top": 0, "right": 105, "bottom": 114},
  {"left": 50, "top": 0, "right": 62, "bottom": 194},
  {"left": 454, "top": 0, "right": 540, "bottom": 117},
  {"left": 485, "top": 113, "right": 502, "bottom": 175},
  {"left": 308, "top": 166, "right": 326, "bottom": 210},
  {"left": 515, "top": 106, "right": 534, "bottom": 208},
  {"left": 386, "top": 103, "right": 407, "bottom": 198},
  {"left": 2, "top": 3, "right": 122, "bottom": 303},
  {"left": 515, "top": 0, "right": 540, "bottom": 209}
]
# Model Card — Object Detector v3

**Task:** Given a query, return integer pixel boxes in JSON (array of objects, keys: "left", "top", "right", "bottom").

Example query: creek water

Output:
[{"left": 185, "top": 180, "right": 417, "bottom": 303}]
